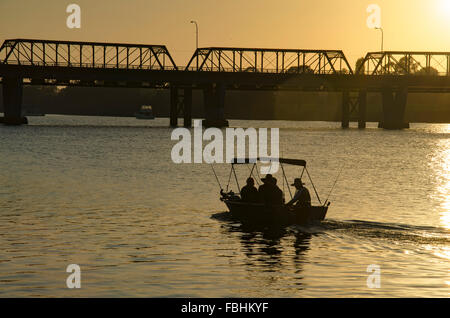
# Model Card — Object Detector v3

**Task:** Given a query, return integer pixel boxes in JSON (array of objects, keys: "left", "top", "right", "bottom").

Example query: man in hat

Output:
[
  {"left": 286, "top": 178, "right": 311, "bottom": 207},
  {"left": 240, "top": 177, "right": 259, "bottom": 203},
  {"left": 258, "top": 174, "right": 283, "bottom": 206},
  {"left": 258, "top": 174, "right": 273, "bottom": 204},
  {"left": 270, "top": 177, "right": 284, "bottom": 205}
]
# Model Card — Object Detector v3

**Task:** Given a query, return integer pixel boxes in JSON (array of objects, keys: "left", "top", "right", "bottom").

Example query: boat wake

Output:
[
  {"left": 307, "top": 219, "right": 450, "bottom": 245},
  {"left": 212, "top": 212, "right": 450, "bottom": 245}
]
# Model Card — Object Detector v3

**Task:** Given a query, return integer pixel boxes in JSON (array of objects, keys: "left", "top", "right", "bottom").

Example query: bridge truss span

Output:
[
  {"left": 0, "top": 39, "right": 178, "bottom": 70},
  {"left": 357, "top": 51, "right": 450, "bottom": 76},
  {"left": 185, "top": 47, "right": 353, "bottom": 74}
]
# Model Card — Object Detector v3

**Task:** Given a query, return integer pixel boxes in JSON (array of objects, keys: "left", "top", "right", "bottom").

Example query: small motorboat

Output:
[
  {"left": 135, "top": 105, "right": 155, "bottom": 119},
  {"left": 213, "top": 157, "right": 331, "bottom": 226},
  {"left": 222, "top": 200, "right": 328, "bottom": 226}
]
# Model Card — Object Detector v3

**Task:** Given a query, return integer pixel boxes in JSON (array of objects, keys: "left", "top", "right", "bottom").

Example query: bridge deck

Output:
[{"left": 1, "top": 39, "right": 450, "bottom": 92}]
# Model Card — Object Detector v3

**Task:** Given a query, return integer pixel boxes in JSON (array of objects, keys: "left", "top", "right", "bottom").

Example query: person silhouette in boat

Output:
[
  {"left": 258, "top": 174, "right": 273, "bottom": 204},
  {"left": 271, "top": 177, "right": 284, "bottom": 205},
  {"left": 258, "top": 174, "right": 283, "bottom": 206},
  {"left": 240, "top": 177, "right": 259, "bottom": 203},
  {"left": 286, "top": 178, "right": 311, "bottom": 207}
]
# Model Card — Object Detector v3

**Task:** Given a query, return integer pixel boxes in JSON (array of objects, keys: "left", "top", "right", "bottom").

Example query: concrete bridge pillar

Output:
[
  {"left": 183, "top": 87, "right": 192, "bottom": 128},
  {"left": 358, "top": 90, "right": 367, "bottom": 129},
  {"left": 1, "top": 77, "right": 27, "bottom": 125},
  {"left": 379, "top": 87, "right": 410, "bottom": 129},
  {"left": 341, "top": 90, "right": 350, "bottom": 128},
  {"left": 341, "top": 89, "right": 367, "bottom": 129},
  {"left": 202, "top": 83, "right": 229, "bottom": 128},
  {"left": 169, "top": 86, "right": 192, "bottom": 127},
  {"left": 170, "top": 86, "right": 178, "bottom": 127}
]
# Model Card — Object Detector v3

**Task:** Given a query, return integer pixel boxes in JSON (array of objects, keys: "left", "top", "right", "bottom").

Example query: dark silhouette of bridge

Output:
[{"left": 1, "top": 39, "right": 450, "bottom": 128}]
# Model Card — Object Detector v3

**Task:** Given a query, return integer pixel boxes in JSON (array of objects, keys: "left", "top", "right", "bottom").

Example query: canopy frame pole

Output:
[
  {"left": 280, "top": 162, "right": 293, "bottom": 200},
  {"left": 300, "top": 166, "right": 305, "bottom": 180},
  {"left": 247, "top": 163, "right": 260, "bottom": 186},
  {"left": 231, "top": 164, "right": 241, "bottom": 193},
  {"left": 249, "top": 162, "right": 256, "bottom": 177},
  {"left": 254, "top": 162, "right": 262, "bottom": 183},
  {"left": 305, "top": 167, "right": 322, "bottom": 204},
  {"left": 226, "top": 165, "right": 233, "bottom": 192}
]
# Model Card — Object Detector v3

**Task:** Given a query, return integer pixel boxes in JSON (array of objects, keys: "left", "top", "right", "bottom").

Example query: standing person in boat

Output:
[
  {"left": 240, "top": 177, "right": 259, "bottom": 203},
  {"left": 286, "top": 178, "right": 311, "bottom": 207}
]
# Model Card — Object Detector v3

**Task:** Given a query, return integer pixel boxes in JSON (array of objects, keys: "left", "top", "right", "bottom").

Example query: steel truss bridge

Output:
[
  {"left": 357, "top": 51, "right": 450, "bottom": 76},
  {"left": 0, "top": 39, "right": 177, "bottom": 70},
  {"left": 185, "top": 47, "right": 352, "bottom": 74},
  {"left": 1, "top": 38, "right": 450, "bottom": 128}
]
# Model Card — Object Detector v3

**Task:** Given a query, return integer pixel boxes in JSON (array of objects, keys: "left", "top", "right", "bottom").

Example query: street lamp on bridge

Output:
[
  {"left": 375, "top": 27, "right": 384, "bottom": 52},
  {"left": 190, "top": 20, "right": 199, "bottom": 69}
]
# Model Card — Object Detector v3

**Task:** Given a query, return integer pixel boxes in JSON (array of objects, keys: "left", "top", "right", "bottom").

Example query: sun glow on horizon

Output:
[
  {"left": 439, "top": 0, "right": 450, "bottom": 10},
  {"left": 436, "top": 0, "right": 450, "bottom": 19}
]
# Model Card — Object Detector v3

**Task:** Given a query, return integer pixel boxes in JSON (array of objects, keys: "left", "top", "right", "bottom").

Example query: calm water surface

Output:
[{"left": 0, "top": 115, "right": 449, "bottom": 297}]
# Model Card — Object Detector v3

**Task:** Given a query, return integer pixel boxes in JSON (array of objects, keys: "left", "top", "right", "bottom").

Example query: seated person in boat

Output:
[
  {"left": 240, "top": 177, "right": 259, "bottom": 203},
  {"left": 221, "top": 189, "right": 240, "bottom": 201},
  {"left": 286, "top": 178, "right": 311, "bottom": 207},
  {"left": 258, "top": 174, "right": 283, "bottom": 206},
  {"left": 271, "top": 177, "right": 284, "bottom": 205}
]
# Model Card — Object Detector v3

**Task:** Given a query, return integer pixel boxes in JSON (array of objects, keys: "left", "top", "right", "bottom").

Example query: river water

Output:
[{"left": 0, "top": 115, "right": 448, "bottom": 297}]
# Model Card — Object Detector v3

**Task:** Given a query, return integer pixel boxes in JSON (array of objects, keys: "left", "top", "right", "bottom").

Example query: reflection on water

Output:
[
  {"left": 432, "top": 131, "right": 450, "bottom": 291},
  {"left": 213, "top": 211, "right": 313, "bottom": 290},
  {"left": 434, "top": 136, "right": 450, "bottom": 230},
  {"left": 0, "top": 116, "right": 449, "bottom": 297},
  {"left": 215, "top": 212, "right": 311, "bottom": 260},
  {"left": 213, "top": 211, "right": 450, "bottom": 297}
]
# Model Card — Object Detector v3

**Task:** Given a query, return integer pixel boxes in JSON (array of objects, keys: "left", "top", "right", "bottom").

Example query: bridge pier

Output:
[
  {"left": 202, "top": 83, "right": 229, "bottom": 128},
  {"left": 378, "top": 87, "right": 410, "bottom": 129},
  {"left": 170, "top": 87, "right": 178, "bottom": 127},
  {"left": 169, "top": 86, "right": 192, "bottom": 127},
  {"left": 1, "top": 77, "right": 27, "bottom": 125},
  {"left": 358, "top": 90, "right": 367, "bottom": 129},
  {"left": 341, "top": 90, "right": 367, "bottom": 129},
  {"left": 183, "top": 88, "right": 192, "bottom": 128},
  {"left": 341, "top": 91, "right": 350, "bottom": 128}
]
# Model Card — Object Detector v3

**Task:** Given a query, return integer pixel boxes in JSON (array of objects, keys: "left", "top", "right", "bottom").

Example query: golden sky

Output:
[{"left": 1, "top": 0, "right": 449, "bottom": 68}]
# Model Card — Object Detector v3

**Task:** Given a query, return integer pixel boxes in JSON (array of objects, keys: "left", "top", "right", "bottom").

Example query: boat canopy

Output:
[
  {"left": 231, "top": 157, "right": 306, "bottom": 167},
  {"left": 215, "top": 157, "right": 324, "bottom": 204}
]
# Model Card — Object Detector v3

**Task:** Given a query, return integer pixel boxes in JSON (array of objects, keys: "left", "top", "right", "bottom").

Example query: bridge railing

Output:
[
  {"left": 185, "top": 47, "right": 353, "bottom": 74},
  {"left": 0, "top": 39, "right": 178, "bottom": 71},
  {"left": 0, "top": 60, "right": 179, "bottom": 70},
  {"left": 182, "top": 66, "right": 348, "bottom": 74},
  {"left": 356, "top": 51, "right": 450, "bottom": 76}
]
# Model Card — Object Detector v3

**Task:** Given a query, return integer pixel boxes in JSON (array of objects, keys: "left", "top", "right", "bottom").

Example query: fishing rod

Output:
[
  {"left": 323, "top": 164, "right": 345, "bottom": 207},
  {"left": 305, "top": 167, "right": 322, "bottom": 205},
  {"left": 210, "top": 164, "right": 223, "bottom": 191}
]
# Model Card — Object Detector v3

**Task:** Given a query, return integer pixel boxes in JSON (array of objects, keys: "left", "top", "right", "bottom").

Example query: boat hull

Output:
[
  {"left": 135, "top": 113, "right": 155, "bottom": 119},
  {"left": 224, "top": 200, "right": 328, "bottom": 226}
]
